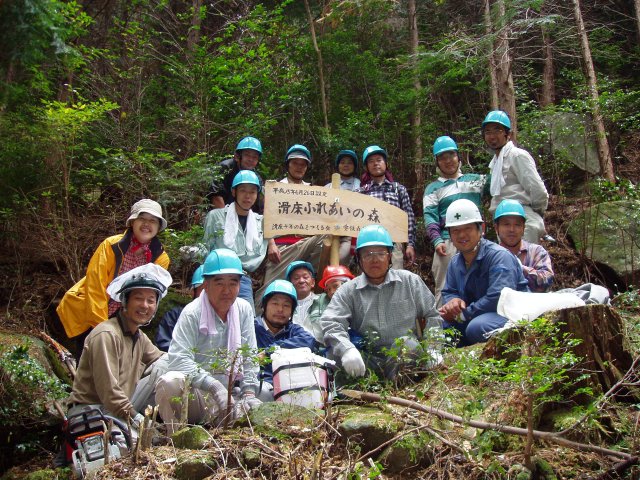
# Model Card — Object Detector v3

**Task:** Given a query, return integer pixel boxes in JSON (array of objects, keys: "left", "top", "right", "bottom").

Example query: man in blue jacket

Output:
[
  {"left": 439, "top": 199, "right": 528, "bottom": 346},
  {"left": 254, "top": 279, "right": 316, "bottom": 400}
]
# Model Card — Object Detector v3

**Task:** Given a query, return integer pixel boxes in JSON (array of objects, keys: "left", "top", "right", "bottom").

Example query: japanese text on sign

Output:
[{"left": 263, "top": 181, "right": 408, "bottom": 242}]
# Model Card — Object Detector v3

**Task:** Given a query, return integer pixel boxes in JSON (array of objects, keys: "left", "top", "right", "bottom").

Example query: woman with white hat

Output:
[{"left": 57, "top": 199, "right": 170, "bottom": 359}]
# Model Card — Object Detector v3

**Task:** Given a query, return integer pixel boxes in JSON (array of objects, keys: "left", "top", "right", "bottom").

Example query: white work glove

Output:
[
  {"left": 398, "top": 335, "right": 420, "bottom": 352},
  {"left": 234, "top": 392, "right": 262, "bottom": 418},
  {"left": 201, "top": 376, "right": 232, "bottom": 413},
  {"left": 341, "top": 348, "right": 366, "bottom": 377},
  {"left": 131, "top": 412, "right": 145, "bottom": 431}
]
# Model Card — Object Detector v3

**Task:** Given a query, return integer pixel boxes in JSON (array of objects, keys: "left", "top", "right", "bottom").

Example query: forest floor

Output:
[{"left": 1, "top": 182, "right": 640, "bottom": 479}]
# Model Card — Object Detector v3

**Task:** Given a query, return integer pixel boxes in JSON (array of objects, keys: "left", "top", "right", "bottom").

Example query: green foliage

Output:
[
  {"left": 0, "top": 343, "right": 69, "bottom": 426},
  {"left": 590, "top": 177, "right": 640, "bottom": 204}
]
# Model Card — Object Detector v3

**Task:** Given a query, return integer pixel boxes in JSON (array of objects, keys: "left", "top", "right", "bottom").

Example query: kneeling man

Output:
[
  {"left": 67, "top": 264, "right": 172, "bottom": 435},
  {"left": 156, "top": 249, "right": 261, "bottom": 433},
  {"left": 321, "top": 225, "right": 442, "bottom": 380},
  {"left": 439, "top": 199, "right": 528, "bottom": 346}
]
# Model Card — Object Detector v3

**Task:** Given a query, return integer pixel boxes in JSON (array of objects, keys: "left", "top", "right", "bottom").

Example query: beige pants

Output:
[
  {"left": 522, "top": 205, "right": 546, "bottom": 243},
  {"left": 155, "top": 371, "right": 232, "bottom": 434},
  {"left": 430, "top": 239, "right": 457, "bottom": 307}
]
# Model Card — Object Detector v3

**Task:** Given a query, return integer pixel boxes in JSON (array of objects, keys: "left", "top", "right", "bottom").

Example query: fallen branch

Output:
[
  {"left": 591, "top": 456, "right": 639, "bottom": 480},
  {"left": 341, "top": 389, "right": 635, "bottom": 461}
]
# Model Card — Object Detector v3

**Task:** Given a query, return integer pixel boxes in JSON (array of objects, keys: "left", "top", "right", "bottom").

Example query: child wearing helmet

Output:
[
  {"left": 57, "top": 199, "right": 170, "bottom": 360},
  {"left": 207, "top": 136, "right": 264, "bottom": 213},
  {"left": 325, "top": 149, "right": 360, "bottom": 265},
  {"left": 281, "top": 144, "right": 312, "bottom": 185},
  {"left": 482, "top": 110, "right": 549, "bottom": 242},
  {"left": 439, "top": 199, "right": 529, "bottom": 346},
  {"left": 304, "top": 265, "right": 355, "bottom": 345},
  {"left": 156, "top": 249, "right": 261, "bottom": 433},
  {"left": 67, "top": 264, "right": 172, "bottom": 436},
  {"left": 204, "top": 170, "right": 269, "bottom": 310},
  {"left": 253, "top": 279, "right": 316, "bottom": 401},
  {"left": 423, "top": 135, "right": 488, "bottom": 306},
  {"left": 321, "top": 225, "right": 443, "bottom": 380},
  {"left": 325, "top": 150, "right": 360, "bottom": 191},
  {"left": 359, "top": 145, "right": 417, "bottom": 268}
]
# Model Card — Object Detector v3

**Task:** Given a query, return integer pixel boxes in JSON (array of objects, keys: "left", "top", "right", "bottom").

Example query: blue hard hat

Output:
[
  {"left": 362, "top": 145, "right": 387, "bottom": 165},
  {"left": 202, "top": 249, "right": 244, "bottom": 276},
  {"left": 482, "top": 110, "right": 511, "bottom": 131},
  {"left": 284, "top": 261, "right": 315, "bottom": 282},
  {"left": 262, "top": 279, "right": 298, "bottom": 311},
  {"left": 335, "top": 150, "right": 358, "bottom": 170},
  {"left": 285, "top": 144, "right": 312, "bottom": 164},
  {"left": 231, "top": 170, "right": 261, "bottom": 189},
  {"left": 433, "top": 136, "right": 458, "bottom": 158},
  {"left": 236, "top": 136, "right": 263, "bottom": 155},
  {"left": 190, "top": 265, "right": 205, "bottom": 288},
  {"left": 494, "top": 199, "right": 526, "bottom": 222},
  {"left": 356, "top": 225, "right": 393, "bottom": 250}
]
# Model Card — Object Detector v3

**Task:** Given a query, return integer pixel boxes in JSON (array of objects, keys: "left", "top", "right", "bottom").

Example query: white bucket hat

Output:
[{"left": 126, "top": 199, "right": 167, "bottom": 231}]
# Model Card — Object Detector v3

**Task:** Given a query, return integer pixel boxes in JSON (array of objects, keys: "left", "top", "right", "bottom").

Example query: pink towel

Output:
[{"left": 198, "top": 290, "right": 243, "bottom": 381}]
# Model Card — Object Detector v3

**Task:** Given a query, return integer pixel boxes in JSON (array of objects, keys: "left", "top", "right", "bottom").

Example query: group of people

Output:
[{"left": 56, "top": 109, "right": 558, "bottom": 439}]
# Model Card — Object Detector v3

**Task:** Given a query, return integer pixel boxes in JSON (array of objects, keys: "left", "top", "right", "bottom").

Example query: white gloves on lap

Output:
[{"left": 341, "top": 348, "right": 366, "bottom": 377}]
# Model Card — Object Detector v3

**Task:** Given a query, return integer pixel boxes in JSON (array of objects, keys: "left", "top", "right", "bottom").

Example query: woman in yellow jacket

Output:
[{"left": 57, "top": 199, "right": 170, "bottom": 359}]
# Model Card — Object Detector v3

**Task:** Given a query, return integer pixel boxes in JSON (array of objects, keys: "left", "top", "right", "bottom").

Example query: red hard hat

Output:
[{"left": 318, "top": 265, "right": 355, "bottom": 290}]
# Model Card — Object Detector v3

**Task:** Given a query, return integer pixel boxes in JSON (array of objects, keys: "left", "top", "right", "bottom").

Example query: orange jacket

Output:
[{"left": 56, "top": 230, "right": 170, "bottom": 338}]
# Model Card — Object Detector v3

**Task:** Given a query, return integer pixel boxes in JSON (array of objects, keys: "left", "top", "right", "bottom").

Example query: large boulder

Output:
[
  {"left": 567, "top": 200, "right": 640, "bottom": 286},
  {"left": 539, "top": 111, "right": 600, "bottom": 174}
]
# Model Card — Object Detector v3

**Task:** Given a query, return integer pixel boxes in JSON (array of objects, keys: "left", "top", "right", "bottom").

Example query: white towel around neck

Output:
[
  {"left": 488, "top": 140, "right": 514, "bottom": 196},
  {"left": 223, "top": 203, "right": 260, "bottom": 253}
]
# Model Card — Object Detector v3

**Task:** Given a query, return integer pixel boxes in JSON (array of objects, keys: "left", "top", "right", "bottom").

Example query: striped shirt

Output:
[
  {"left": 359, "top": 179, "right": 416, "bottom": 247},
  {"left": 512, "top": 240, "right": 554, "bottom": 293},
  {"left": 423, "top": 173, "right": 487, "bottom": 247}
]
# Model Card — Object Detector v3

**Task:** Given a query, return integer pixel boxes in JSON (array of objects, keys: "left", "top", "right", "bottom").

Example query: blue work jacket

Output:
[{"left": 442, "top": 238, "right": 528, "bottom": 321}]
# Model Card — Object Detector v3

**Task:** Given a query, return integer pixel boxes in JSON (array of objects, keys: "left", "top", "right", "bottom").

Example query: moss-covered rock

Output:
[
  {"left": 567, "top": 200, "right": 640, "bottom": 284},
  {"left": 171, "top": 425, "right": 210, "bottom": 450},
  {"left": 241, "top": 447, "right": 262, "bottom": 469},
  {"left": 235, "top": 402, "right": 321, "bottom": 438},
  {"left": 338, "top": 406, "right": 404, "bottom": 452},
  {"left": 174, "top": 451, "right": 219, "bottom": 480},
  {"left": 0, "top": 332, "right": 69, "bottom": 428},
  {"left": 378, "top": 431, "right": 436, "bottom": 473}
]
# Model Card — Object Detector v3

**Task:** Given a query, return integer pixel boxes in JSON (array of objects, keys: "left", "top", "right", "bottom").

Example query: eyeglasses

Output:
[{"left": 360, "top": 250, "right": 389, "bottom": 261}]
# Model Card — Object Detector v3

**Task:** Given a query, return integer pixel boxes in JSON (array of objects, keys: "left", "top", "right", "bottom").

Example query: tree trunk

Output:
[
  {"left": 634, "top": 0, "right": 640, "bottom": 45},
  {"left": 540, "top": 2, "right": 556, "bottom": 107},
  {"left": 572, "top": 0, "right": 615, "bottom": 182},
  {"left": 187, "top": 0, "right": 203, "bottom": 53},
  {"left": 493, "top": 0, "right": 517, "bottom": 139},
  {"left": 484, "top": 0, "right": 499, "bottom": 110},
  {"left": 484, "top": 304, "right": 637, "bottom": 401},
  {"left": 304, "top": 0, "right": 329, "bottom": 131},
  {"left": 408, "top": 0, "right": 424, "bottom": 201}
]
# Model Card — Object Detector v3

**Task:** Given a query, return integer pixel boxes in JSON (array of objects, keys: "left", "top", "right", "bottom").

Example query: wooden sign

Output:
[{"left": 263, "top": 180, "right": 408, "bottom": 242}]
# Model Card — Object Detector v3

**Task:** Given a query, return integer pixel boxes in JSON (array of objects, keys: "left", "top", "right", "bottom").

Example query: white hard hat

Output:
[
  {"left": 445, "top": 199, "right": 483, "bottom": 228},
  {"left": 107, "top": 264, "right": 173, "bottom": 303}
]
